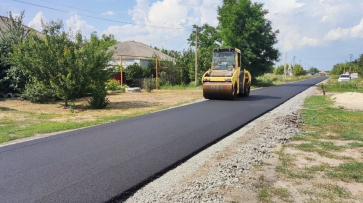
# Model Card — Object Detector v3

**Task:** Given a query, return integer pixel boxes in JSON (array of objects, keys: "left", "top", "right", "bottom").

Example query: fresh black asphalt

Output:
[{"left": 0, "top": 77, "right": 327, "bottom": 203}]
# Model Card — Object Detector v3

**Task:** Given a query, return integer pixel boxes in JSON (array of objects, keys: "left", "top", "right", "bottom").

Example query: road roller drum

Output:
[
  {"left": 203, "top": 82, "right": 235, "bottom": 100},
  {"left": 201, "top": 48, "right": 251, "bottom": 100}
]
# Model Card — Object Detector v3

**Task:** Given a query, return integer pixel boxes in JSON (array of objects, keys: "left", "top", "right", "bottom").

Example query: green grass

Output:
[
  {"left": 297, "top": 94, "right": 363, "bottom": 184},
  {"left": 293, "top": 141, "right": 343, "bottom": 159},
  {"left": 0, "top": 104, "right": 180, "bottom": 144},
  {"left": 328, "top": 162, "right": 363, "bottom": 183},
  {"left": 251, "top": 74, "right": 314, "bottom": 88},
  {"left": 301, "top": 96, "right": 363, "bottom": 142},
  {"left": 256, "top": 175, "right": 292, "bottom": 202},
  {"left": 275, "top": 150, "right": 313, "bottom": 179},
  {"left": 270, "top": 91, "right": 363, "bottom": 202},
  {"left": 159, "top": 82, "right": 200, "bottom": 90},
  {"left": 348, "top": 142, "right": 363, "bottom": 148},
  {"left": 319, "top": 76, "right": 363, "bottom": 93}
]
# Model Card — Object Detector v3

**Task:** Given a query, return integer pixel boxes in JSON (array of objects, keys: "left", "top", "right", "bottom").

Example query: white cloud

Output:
[
  {"left": 103, "top": 24, "right": 147, "bottom": 39},
  {"left": 101, "top": 11, "right": 115, "bottom": 16},
  {"left": 299, "top": 37, "right": 321, "bottom": 47},
  {"left": 103, "top": 0, "right": 222, "bottom": 50},
  {"left": 66, "top": 14, "right": 95, "bottom": 34},
  {"left": 259, "top": 0, "right": 363, "bottom": 51},
  {"left": 320, "top": 15, "right": 328, "bottom": 22},
  {"left": 28, "top": 11, "right": 47, "bottom": 31},
  {"left": 325, "top": 18, "right": 363, "bottom": 41},
  {"left": 264, "top": 0, "right": 305, "bottom": 15},
  {"left": 148, "top": 0, "right": 188, "bottom": 28}
]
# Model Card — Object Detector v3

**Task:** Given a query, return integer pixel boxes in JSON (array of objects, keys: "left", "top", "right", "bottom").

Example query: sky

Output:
[{"left": 1, "top": 0, "right": 363, "bottom": 71}]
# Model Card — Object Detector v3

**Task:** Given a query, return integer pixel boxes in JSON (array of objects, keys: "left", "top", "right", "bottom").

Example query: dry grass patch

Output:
[{"left": 0, "top": 89, "right": 203, "bottom": 144}]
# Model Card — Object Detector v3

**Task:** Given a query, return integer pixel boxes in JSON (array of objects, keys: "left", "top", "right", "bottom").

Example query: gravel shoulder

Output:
[{"left": 125, "top": 83, "right": 324, "bottom": 202}]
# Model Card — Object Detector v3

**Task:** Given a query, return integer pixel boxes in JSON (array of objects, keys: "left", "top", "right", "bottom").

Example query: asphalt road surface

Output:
[{"left": 0, "top": 77, "right": 327, "bottom": 203}]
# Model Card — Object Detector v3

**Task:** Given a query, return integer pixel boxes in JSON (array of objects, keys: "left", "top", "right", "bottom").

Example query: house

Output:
[
  {"left": 109, "top": 41, "right": 175, "bottom": 68},
  {"left": 0, "top": 15, "right": 43, "bottom": 37}
]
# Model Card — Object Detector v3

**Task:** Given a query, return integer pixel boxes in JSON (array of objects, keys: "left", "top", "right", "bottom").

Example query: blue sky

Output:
[{"left": 1, "top": 0, "right": 363, "bottom": 71}]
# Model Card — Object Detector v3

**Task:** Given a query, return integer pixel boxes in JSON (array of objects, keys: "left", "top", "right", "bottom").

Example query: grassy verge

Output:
[
  {"left": 0, "top": 103, "right": 181, "bottom": 144},
  {"left": 252, "top": 74, "right": 315, "bottom": 88},
  {"left": 319, "top": 76, "right": 363, "bottom": 93},
  {"left": 264, "top": 94, "right": 363, "bottom": 202},
  {"left": 159, "top": 82, "right": 201, "bottom": 90}
]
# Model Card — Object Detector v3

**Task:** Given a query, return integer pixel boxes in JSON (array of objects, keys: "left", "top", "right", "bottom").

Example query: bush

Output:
[
  {"left": 106, "top": 79, "right": 122, "bottom": 91},
  {"left": 124, "top": 63, "right": 144, "bottom": 87},
  {"left": 293, "top": 65, "right": 306, "bottom": 76},
  {"left": 274, "top": 65, "right": 285, "bottom": 75},
  {"left": 88, "top": 88, "right": 109, "bottom": 109},
  {"left": 143, "top": 78, "right": 155, "bottom": 93},
  {"left": 22, "top": 82, "right": 56, "bottom": 103}
]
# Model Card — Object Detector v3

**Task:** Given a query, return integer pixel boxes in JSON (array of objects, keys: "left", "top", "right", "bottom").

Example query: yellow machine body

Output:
[{"left": 202, "top": 48, "right": 252, "bottom": 100}]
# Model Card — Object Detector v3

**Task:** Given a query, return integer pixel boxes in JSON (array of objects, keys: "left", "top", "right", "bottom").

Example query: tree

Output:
[
  {"left": 175, "top": 48, "right": 195, "bottom": 84},
  {"left": 99, "top": 34, "right": 118, "bottom": 50},
  {"left": 218, "top": 0, "right": 280, "bottom": 77},
  {"left": 188, "top": 24, "right": 221, "bottom": 83},
  {"left": 124, "top": 63, "right": 145, "bottom": 87},
  {"left": 10, "top": 20, "right": 113, "bottom": 107},
  {"left": 274, "top": 65, "right": 285, "bottom": 75},
  {"left": 293, "top": 64, "right": 306, "bottom": 76},
  {"left": 308, "top": 67, "right": 319, "bottom": 74},
  {"left": 0, "top": 11, "right": 31, "bottom": 93}
]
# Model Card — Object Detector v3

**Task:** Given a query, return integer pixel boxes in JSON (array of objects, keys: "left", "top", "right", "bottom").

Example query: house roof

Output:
[
  {"left": 109, "top": 41, "right": 175, "bottom": 61},
  {"left": 0, "top": 15, "right": 43, "bottom": 36}
]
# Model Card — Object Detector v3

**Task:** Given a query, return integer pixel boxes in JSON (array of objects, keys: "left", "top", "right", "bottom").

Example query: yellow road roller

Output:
[{"left": 202, "top": 48, "right": 251, "bottom": 100}]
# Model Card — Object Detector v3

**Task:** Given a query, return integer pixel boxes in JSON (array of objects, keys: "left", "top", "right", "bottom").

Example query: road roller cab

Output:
[{"left": 202, "top": 48, "right": 251, "bottom": 100}]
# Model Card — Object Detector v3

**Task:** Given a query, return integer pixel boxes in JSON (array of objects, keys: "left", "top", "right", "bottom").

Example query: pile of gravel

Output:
[{"left": 125, "top": 86, "right": 317, "bottom": 203}]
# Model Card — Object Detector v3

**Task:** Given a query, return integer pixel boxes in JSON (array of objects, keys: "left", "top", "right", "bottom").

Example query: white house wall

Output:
[{"left": 112, "top": 58, "right": 151, "bottom": 68}]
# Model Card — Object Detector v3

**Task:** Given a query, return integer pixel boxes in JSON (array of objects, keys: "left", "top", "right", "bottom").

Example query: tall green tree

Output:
[
  {"left": 10, "top": 20, "right": 113, "bottom": 107},
  {"left": 188, "top": 24, "right": 221, "bottom": 83},
  {"left": 0, "top": 11, "right": 31, "bottom": 93},
  {"left": 218, "top": 0, "right": 280, "bottom": 77}
]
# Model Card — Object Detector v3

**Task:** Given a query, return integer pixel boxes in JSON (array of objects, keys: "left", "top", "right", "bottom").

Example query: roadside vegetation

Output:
[
  {"left": 319, "top": 76, "right": 363, "bottom": 93},
  {"left": 252, "top": 74, "right": 315, "bottom": 88},
  {"left": 256, "top": 79, "right": 363, "bottom": 202}
]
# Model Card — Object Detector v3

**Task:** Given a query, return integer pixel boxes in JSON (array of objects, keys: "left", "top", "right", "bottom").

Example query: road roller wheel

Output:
[{"left": 242, "top": 82, "right": 250, "bottom": 97}]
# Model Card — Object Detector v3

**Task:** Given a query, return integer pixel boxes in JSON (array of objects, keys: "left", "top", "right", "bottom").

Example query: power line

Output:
[
  {"left": 150, "top": 33, "right": 190, "bottom": 45},
  {"left": 14, "top": 0, "right": 188, "bottom": 30},
  {"left": 39, "top": 0, "right": 131, "bottom": 21}
]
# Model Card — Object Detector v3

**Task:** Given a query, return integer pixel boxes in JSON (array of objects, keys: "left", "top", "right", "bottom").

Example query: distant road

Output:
[{"left": 0, "top": 77, "right": 327, "bottom": 203}]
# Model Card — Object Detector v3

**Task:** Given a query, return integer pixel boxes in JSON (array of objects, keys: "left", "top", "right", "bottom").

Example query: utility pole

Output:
[
  {"left": 120, "top": 56, "right": 123, "bottom": 86},
  {"left": 284, "top": 52, "right": 287, "bottom": 79},
  {"left": 194, "top": 25, "right": 199, "bottom": 86},
  {"left": 349, "top": 54, "right": 353, "bottom": 73},
  {"left": 156, "top": 57, "right": 159, "bottom": 89},
  {"left": 292, "top": 56, "right": 296, "bottom": 66}
]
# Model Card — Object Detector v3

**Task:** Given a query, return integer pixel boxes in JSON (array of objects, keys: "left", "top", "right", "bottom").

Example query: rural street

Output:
[{"left": 0, "top": 77, "right": 327, "bottom": 203}]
